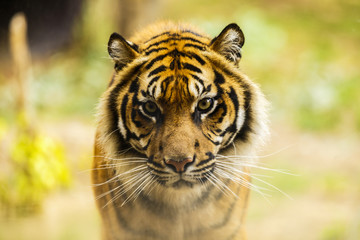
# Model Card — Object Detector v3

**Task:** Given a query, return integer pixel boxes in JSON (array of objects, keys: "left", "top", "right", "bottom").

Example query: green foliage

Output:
[
  {"left": 320, "top": 221, "right": 348, "bottom": 240},
  {"left": 0, "top": 118, "right": 70, "bottom": 216}
]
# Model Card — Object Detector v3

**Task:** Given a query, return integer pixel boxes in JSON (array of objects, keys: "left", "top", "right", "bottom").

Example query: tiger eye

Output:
[
  {"left": 197, "top": 98, "right": 213, "bottom": 112},
  {"left": 144, "top": 101, "right": 158, "bottom": 115}
]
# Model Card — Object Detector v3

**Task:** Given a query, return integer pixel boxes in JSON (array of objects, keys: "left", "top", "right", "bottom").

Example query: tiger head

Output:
[{"left": 97, "top": 22, "right": 268, "bottom": 191}]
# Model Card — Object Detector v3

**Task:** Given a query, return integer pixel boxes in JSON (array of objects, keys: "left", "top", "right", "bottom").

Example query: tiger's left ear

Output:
[
  {"left": 210, "top": 23, "right": 245, "bottom": 64},
  {"left": 108, "top": 32, "right": 139, "bottom": 71}
]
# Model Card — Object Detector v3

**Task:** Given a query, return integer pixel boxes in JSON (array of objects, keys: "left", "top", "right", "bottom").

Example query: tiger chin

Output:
[{"left": 92, "top": 21, "right": 269, "bottom": 240}]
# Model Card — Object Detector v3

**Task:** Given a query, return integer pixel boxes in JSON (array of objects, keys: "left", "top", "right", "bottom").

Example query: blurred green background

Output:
[{"left": 0, "top": 0, "right": 359, "bottom": 239}]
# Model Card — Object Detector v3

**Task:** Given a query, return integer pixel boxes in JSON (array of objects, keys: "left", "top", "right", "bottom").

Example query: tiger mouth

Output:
[
  {"left": 172, "top": 179, "right": 194, "bottom": 188},
  {"left": 150, "top": 166, "right": 215, "bottom": 188}
]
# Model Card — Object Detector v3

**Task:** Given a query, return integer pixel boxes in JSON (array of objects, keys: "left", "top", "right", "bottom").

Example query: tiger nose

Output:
[{"left": 165, "top": 157, "right": 194, "bottom": 173}]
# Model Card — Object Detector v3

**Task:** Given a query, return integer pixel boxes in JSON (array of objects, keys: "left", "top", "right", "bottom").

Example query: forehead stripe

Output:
[
  {"left": 148, "top": 76, "right": 160, "bottom": 88},
  {"left": 143, "top": 31, "right": 171, "bottom": 44},
  {"left": 148, "top": 65, "right": 167, "bottom": 78},
  {"left": 183, "top": 63, "right": 202, "bottom": 73},
  {"left": 145, "top": 53, "right": 168, "bottom": 69},
  {"left": 144, "top": 35, "right": 206, "bottom": 51},
  {"left": 183, "top": 43, "right": 205, "bottom": 51},
  {"left": 145, "top": 47, "right": 168, "bottom": 56},
  {"left": 189, "top": 53, "right": 206, "bottom": 65}
]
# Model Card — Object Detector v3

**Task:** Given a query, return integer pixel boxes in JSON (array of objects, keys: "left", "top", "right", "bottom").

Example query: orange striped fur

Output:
[{"left": 93, "top": 22, "right": 269, "bottom": 240}]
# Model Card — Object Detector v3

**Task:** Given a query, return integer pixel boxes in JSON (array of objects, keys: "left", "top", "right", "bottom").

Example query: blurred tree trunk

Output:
[
  {"left": 0, "top": 0, "right": 83, "bottom": 59},
  {"left": 116, "top": 0, "right": 162, "bottom": 38},
  {"left": 9, "top": 12, "right": 33, "bottom": 127}
]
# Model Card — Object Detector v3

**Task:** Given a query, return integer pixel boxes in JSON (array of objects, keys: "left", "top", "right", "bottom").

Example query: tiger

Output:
[{"left": 92, "top": 21, "right": 269, "bottom": 240}]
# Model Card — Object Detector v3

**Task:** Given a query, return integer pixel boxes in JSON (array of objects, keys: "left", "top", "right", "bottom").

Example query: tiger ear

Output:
[
  {"left": 210, "top": 23, "right": 245, "bottom": 64},
  {"left": 108, "top": 32, "right": 139, "bottom": 71}
]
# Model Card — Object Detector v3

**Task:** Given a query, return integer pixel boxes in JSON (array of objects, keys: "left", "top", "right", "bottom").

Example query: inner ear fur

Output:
[
  {"left": 210, "top": 23, "right": 245, "bottom": 64},
  {"left": 108, "top": 32, "right": 139, "bottom": 71}
]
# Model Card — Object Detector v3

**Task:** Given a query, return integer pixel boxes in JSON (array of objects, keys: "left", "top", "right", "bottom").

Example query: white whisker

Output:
[
  {"left": 121, "top": 172, "right": 152, "bottom": 206},
  {"left": 217, "top": 144, "right": 295, "bottom": 160},
  {"left": 215, "top": 167, "right": 272, "bottom": 201},
  {"left": 217, "top": 160, "right": 296, "bottom": 176},
  {"left": 211, "top": 172, "right": 238, "bottom": 198},
  {"left": 103, "top": 170, "right": 148, "bottom": 208},
  {"left": 93, "top": 155, "right": 147, "bottom": 161},
  {"left": 132, "top": 174, "right": 155, "bottom": 203},
  {"left": 216, "top": 163, "right": 292, "bottom": 200},
  {"left": 96, "top": 185, "right": 122, "bottom": 200},
  {"left": 100, "top": 160, "right": 147, "bottom": 168},
  {"left": 206, "top": 172, "right": 236, "bottom": 198},
  {"left": 103, "top": 128, "right": 121, "bottom": 143},
  {"left": 93, "top": 165, "right": 147, "bottom": 187}
]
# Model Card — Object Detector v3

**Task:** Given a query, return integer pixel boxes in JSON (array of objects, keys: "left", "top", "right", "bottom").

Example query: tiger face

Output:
[{"left": 98, "top": 23, "right": 268, "bottom": 192}]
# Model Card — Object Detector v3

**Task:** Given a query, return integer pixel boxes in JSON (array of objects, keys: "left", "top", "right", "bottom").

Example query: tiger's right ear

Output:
[
  {"left": 108, "top": 33, "right": 139, "bottom": 71},
  {"left": 210, "top": 23, "right": 244, "bottom": 65}
]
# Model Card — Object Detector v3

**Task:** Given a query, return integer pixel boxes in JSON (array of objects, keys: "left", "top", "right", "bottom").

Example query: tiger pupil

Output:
[{"left": 145, "top": 102, "right": 157, "bottom": 113}]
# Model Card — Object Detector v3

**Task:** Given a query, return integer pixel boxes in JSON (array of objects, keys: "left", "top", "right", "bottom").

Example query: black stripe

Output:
[
  {"left": 208, "top": 100, "right": 227, "bottom": 124},
  {"left": 131, "top": 108, "right": 142, "bottom": 128},
  {"left": 142, "top": 138, "right": 151, "bottom": 150},
  {"left": 147, "top": 155, "right": 163, "bottom": 169},
  {"left": 184, "top": 43, "right": 206, "bottom": 51},
  {"left": 120, "top": 94, "right": 129, "bottom": 140},
  {"left": 228, "top": 87, "right": 239, "bottom": 114},
  {"left": 189, "top": 52, "right": 206, "bottom": 65},
  {"left": 181, "top": 29, "right": 204, "bottom": 37},
  {"left": 191, "top": 74, "right": 205, "bottom": 88},
  {"left": 108, "top": 74, "right": 116, "bottom": 88},
  {"left": 129, "top": 77, "right": 139, "bottom": 93},
  {"left": 183, "top": 63, "right": 202, "bottom": 73},
  {"left": 114, "top": 62, "right": 127, "bottom": 72},
  {"left": 150, "top": 168, "right": 169, "bottom": 175},
  {"left": 160, "top": 76, "right": 173, "bottom": 95},
  {"left": 145, "top": 53, "right": 168, "bottom": 69},
  {"left": 181, "top": 36, "right": 206, "bottom": 45},
  {"left": 203, "top": 132, "right": 221, "bottom": 145},
  {"left": 222, "top": 132, "right": 236, "bottom": 147},
  {"left": 138, "top": 129, "right": 153, "bottom": 138},
  {"left": 144, "top": 31, "right": 171, "bottom": 44},
  {"left": 214, "top": 70, "right": 225, "bottom": 84},
  {"left": 236, "top": 83, "right": 253, "bottom": 142},
  {"left": 145, "top": 37, "right": 178, "bottom": 51},
  {"left": 107, "top": 85, "right": 133, "bottom": 150},
  {"left": 145, "top": 47, "right": 168, "bottom": 55},
  {"left": 182, "top": 76, "right": 190, "bottom": 97},
  {"left": 148, "top": 65, "right": 167, "bottom": 77},
  {"left": 191, "top": 163, "right": 215, "bottom": 173},
  {"left": 148, "top": 76, "right": 160, "bottom": 89},
  {"left": 147, "top": 76, "right": 160, "bottom": 97},
  {"left": 145, "top": 35, "right": 206, "bottom": 51},
  {"left": 196, "top": 152, "right": 215, "bottom": 167},
  {"left": 194, "top": 82, "right": 200, "bottom": 94}
]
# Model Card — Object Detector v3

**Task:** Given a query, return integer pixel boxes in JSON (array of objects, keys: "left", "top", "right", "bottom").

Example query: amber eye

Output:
[
  {"left": 143, "top": 101, "right": 158, "bottom": 115},
  {"left": 197, "top": 98, "right": 214, "bottom": 112}
]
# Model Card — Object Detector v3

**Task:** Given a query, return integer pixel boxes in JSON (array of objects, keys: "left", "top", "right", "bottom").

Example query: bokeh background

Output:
[{"left": 0, "top": 0, "right": 359, "bottom": 239}]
